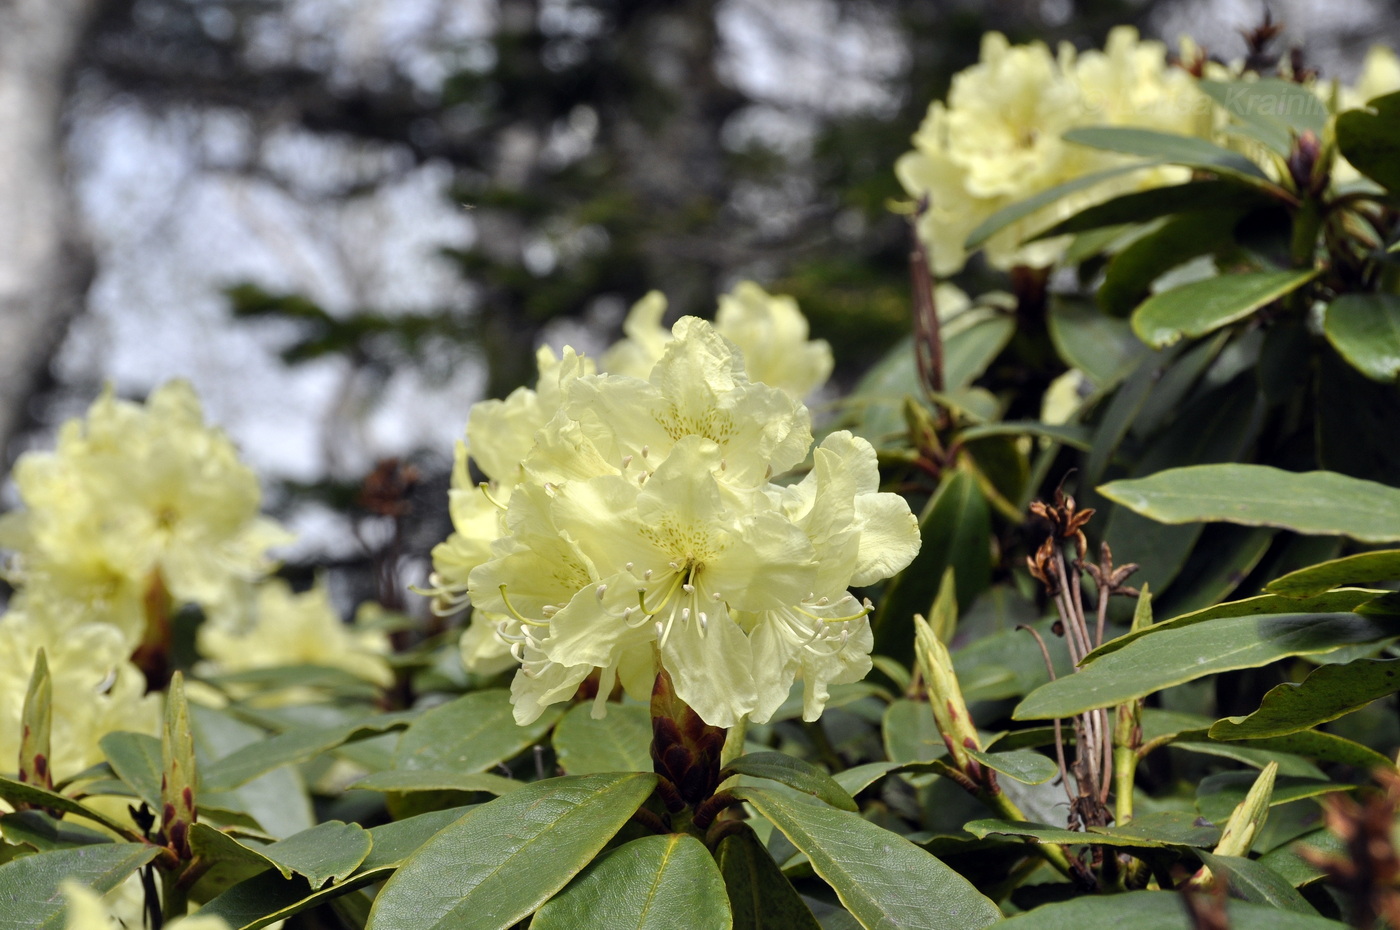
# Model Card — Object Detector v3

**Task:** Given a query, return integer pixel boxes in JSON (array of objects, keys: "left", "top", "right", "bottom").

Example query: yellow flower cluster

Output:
[
  {"left": 430, "top": 292, "right": 917, "bottom": 728},
  {"left": 0, "top": 381, "right": 390, "bottom": 787},
  {"left": 896, "top": 27, "right": 1203, "bottom": 274}
]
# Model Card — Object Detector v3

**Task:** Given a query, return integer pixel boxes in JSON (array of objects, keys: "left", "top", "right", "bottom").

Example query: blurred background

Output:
[{"left": 3, "top": 0, "right": 1397, "bottom": 608}]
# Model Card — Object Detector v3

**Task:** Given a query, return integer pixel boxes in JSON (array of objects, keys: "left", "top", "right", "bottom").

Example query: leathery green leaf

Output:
[
  {"left": 966, "top": 813, "right": 1220, "bottom": 848},
  {"left": 0, "top": 844, "right": 161, "bottom": 930},
  {"left": 367, "top": 772, "right": 656, "bottom": 930},
  {"left": 1324, "top": 294, "right": 1400, "bottom": 382},
  {"left": 1269, "top": 550, "right": 1400, "bottom": 596},
  {"left": 532, "top": 834, "right": 731, "bottom": 930},
  {"left": 1131, "top": 270, "right": 1319, "bottom": 348},
  {"left": 392, "top": 690, "right": 561, "bottom": 775},
  {"left": 553, "top": 703, "right": 651, "bottom": 775},
  {"left": 994, "top": 889, "right": 1347, "bottom": 929},
  {"left": 717, "top": 823, "right": 822, "bottom": 930},
  {"left": 1209, "top": 657, "right": 1400, "bottom": 740},
  {"left": 1197, "top": 851, "right": 1318, "bottom": 914},
  {"left": 962, "top": 749, "right": 1058, "bottom": 786},
  {"left": 722, "top": 752, "right": 857, "bottom": 811},
  {"left": 1099, "top": 465, "right": 1400, "bottom": 543},
  {"left": 1336, "top": 90, "right": 1400, "bottom": 193},
  {"left": 1063, "top": 127, "right": 1271, "bottom": 181},
  {"left": 1014, "top": 612, "right": 1399, "bottom": 719},
  {"left": 736, "top": 785, "right": 1001, "bottom": 930}
]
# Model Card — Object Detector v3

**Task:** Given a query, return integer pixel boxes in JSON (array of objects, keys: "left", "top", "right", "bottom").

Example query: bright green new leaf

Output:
[
  {"left": 723, "top": 752, "right": 857, "bottom": 811},
  {"left": 1014, "top": 612, "right": 1399, "bottom": 719},
  {"left": 367, "top": 772, "right": 657, "bottom": 930},
  {"left": 737, "top": 785, "right": 1001, "bottom": 930},
  {"left": 19, "top": 649, "right": 51, "bottom": 790},
  {"left": 996, "top": 890, "right": 1346, "bottom": 929},
  {"left": 1209, "top": 657, "right": 1400, "bottom": 740},
  {"left": 0, "top": 844, "right": 160, "bottom": 930},
  {"left": 392, "top": 690, "right": 561, "bottom": 775},
  {"left": 1131, "top": 270, "right": 1319, "bottom": 348},
  {"left": 1099, "top": 465, "right": 1400, "bottom": 543},
  {"left": 553, "top": 703, "right": 651, "bottom": 774},
  {"left": 532, "top": 834, "right": 731, "bottom": 930},
  {"left": 1214, "top": 762, "right": 1276, "bottom": 857},
  {"left": 1323, "top": 294, "right": 1400, "bottom": 382},
  {"left": 717, "top": 824, "right": 822, "bottom": 930},
  {"left": 1269, "top": 550, "right": 1400, "bottom": 596}
]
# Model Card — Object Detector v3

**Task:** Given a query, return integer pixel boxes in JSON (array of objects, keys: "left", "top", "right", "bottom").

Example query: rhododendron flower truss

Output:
[{"left": 465, "top": 317, "right": 920, "bottom": 728}]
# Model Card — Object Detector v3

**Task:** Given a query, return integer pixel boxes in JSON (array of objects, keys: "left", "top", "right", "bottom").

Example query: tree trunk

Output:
[{"left": 0, "top": 0, "right": 104, "bottom": 461}]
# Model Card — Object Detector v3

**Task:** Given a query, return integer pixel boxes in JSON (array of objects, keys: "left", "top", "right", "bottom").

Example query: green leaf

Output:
[
  {"left": 367, "top": 772, "right": 657, "bottom": 930},
  {"left": 736, "top": 785, "right": 1001, "bottom": 930},
  {"left": 1063, "top": 127, "right": 1271, "bottom": 181},
  {"left": 0, "top": 811, "right": 110, "bottom": 852},
  {"left": 532, "top": 833, "right": 731, "bottom": 930},
  {"left": 392, "top": 690, "right": 561, "bottom": 775},
  {"left": 872, "top": 468, "right": 990, "bottom": 666},
  {"left": 1209, "top": 657, "right": 1400, "bottom": 739},
  {"left": 1099, "top": 465, "right": 1400, "bottom": 543},
  {"left": 97, "top": 732, "right": 163, "bottom": 807},
  {"left": 1225, "top": 730, "right": 1394, "bottom": 772},
  {"left": 191, "top": 705, "right": 313, "bottom": 839},
  {"left": 717, "top": 823, "right": 822, "bottom": 930},
  {"left": 351, "top": 770, "right": 522, "bottom": 794},
  {"left": 201, "top": 711, "right": 416, "bottom": 793},
  {"left": 1197, "top": 773, "right": 1353, "bottom": 824},
  {"left": 1098, "top": 211, "right": 1244, "bottom": 318},
  {"left": 200, "top": 807, "right": 476, "bottom": 930},
  {"left": 553, "top": 703, "right": 651, "bottom": 774},
  {"left": 995, "top": 889, "right": 1347, "bottom": 930},
  {"left": 1198, "top": 851, "right": 1316, "bottom": 913},
  {"left": 0, "top": 844, "right": 160, "bottom": 930},
  {"left": 958, "top": 421, "right": 1094, "bottom": 452},
  {"left": 1199, "top": 79, "right": 1330, "bottom": 153},
  {"left": 1047, "top": 297, "right": 1147, "bottom": 389},
  {"left": 832, "top": 763, "right": 902, "bottom": 798},
  {"left": 1014, "top": 612, "right": 1399, "bottom": 719},
  {"left": 881, "top": 700, "right": 945, "bottom": 768},
  {"left": 1336, "top": 90, "right": 1400, "bottom": 193},
  {"left": 1131, "top": 270, "right": 1319, "bottom": 348},
  {"left": 1259, "top": 829, "right": 1344, "bottom": 888},
  {"left": 966, "top": 814, "right": 1220, "bottom": 848},
  {"left": 1323, "top": 294, "right": 1400, "bottom": 382},
  {"left": 190, "top": 822, "right": 288, "bottom": 879},
  {"left": 962, "top": 749, "right": 1057, "bottom": 786},
  {"left": 1034, "top": 179, "right": 1271, "bottom": 238},
  {"left": 1088, "top": 588, "right": 1385, "bottom": 661},
  {"left": 723, "top": 753, "right": 857, "bottom": 811},
  {"left": 1269, "top": 550, "right": 1400, "bottom": 596},
  {"left": 261, "top": 821, "right": 372, "bottom": 888},
  {"left": 965, "top": 162, "right": 1165, "bottom": 250},
  {"left": 0, "top": 775, "right": 136, "bottom": 839}
]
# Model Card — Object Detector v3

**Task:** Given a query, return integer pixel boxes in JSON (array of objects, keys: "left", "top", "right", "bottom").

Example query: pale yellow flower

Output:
[
  {"left": 467, "top": 319, "right": 917, "bottom": 727},
  {"left": 0, "top": 595, "right": 158, "bottom": 782},
  {"left": 601, "top": 284, "right": 833, "bottom": 399},
  {"left": 62, "top": 881, "right": 231, "bottom": 930},
  {"left": 896, "top": 28, "right": 1198, "bottom": 274},
  {"left": 0, "top": 381, "right": 291, "bottom": 651},
  {"left": 198, "top": 578, "right": 392, "bottom": 690}
]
